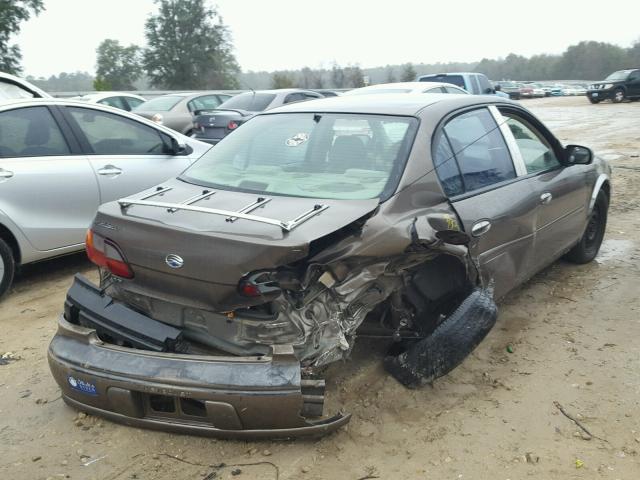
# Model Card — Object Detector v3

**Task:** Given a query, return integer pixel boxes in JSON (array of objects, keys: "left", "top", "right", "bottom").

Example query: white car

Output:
[
  {"left": 344, "top": 81, "right": 469, "bottom": 96},
  {"left": 0, "top": 72, "right": 50, "bottom": 100},
  {"left": 75, "top": 92, "right": 147, "bottom": 112},
  {"left": 0, "top": 98, "right": 211, "bottom": 297}
]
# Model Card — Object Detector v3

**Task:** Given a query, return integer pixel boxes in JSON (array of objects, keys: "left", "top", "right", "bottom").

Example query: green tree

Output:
[
  {"left": 143, "top": 0, "right": 240, "bottom": 89},
  {"left": 0, "top": 0, "right": 44, "bottom": 74},
  {"left": 627, "top": 39, "right": 640, "bottom": 67},
  {"left": 344, "top": 65, "right": 365, "bottom": 88},
  {"left": 271, "top": 72, "right": 295, "bottom": 89},
  {"left": 330, "top": 63, "right": 346, "bottom": 88},
  {"left": 94, "top": 39, "right": 142, "bottom": 90},
  {"left": 299, "top": 67, "right": 324, "bottom": 89},
  {"left": 556, "top": 41, "right": 628, "bottom": 80},
  {"left": 400, "top": 63, "right": 417, "bottom": 82}
]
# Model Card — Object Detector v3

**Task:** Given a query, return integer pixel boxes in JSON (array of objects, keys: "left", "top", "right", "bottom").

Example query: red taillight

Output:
[
  {"left": 227, "top": 120, "right": 238, "bottom": 130},
  {"left": 85, "top": 229, "right": 134, "bottom": 279},
  {"left": 239, "top": 281, "right": 261, "bottom": 297},
  {"left": 238, "top": 271, "right": 281, "bottom": 297}
]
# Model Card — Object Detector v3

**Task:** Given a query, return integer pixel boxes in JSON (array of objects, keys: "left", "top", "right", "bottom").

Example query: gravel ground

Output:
[{"left": 1, "top": 96, "right": 639, "bottom": 480}]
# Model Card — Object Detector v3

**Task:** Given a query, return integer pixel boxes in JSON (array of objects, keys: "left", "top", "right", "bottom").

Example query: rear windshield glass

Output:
[
  {"left": 420, "top": 75, "right": 465, "bottom": 89},
  {"left": 218, "top": 93, "right": 276, "bottom": 112},
  {"left": 181, "top": 113, "right": 418, "bottom": 200},
  {"left": 133, "top": 95, "right": 182, "bottom": 111}
]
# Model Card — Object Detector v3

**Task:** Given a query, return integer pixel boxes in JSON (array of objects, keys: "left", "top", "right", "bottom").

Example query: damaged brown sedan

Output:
[{"left": 48, "top": 94, "right": 611, "bottom": 438}]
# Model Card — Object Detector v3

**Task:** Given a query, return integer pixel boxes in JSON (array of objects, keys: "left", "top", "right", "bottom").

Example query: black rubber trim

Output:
[{"left": 65, "top": 274, "right": 183, "bottom": 352}]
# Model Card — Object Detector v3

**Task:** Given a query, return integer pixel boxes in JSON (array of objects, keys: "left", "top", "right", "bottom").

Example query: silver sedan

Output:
[
  {"left": 133, "top": 92, "right": 233, "bottom": 135},
  {"left": 0, "top": 98, "right": 212, "bottom": 297}
]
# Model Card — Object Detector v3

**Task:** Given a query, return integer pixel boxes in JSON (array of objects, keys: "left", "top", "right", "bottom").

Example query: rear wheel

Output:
[
  {"left": 565, "top": 190, "right": 608, "bottom": 264},
  {"left": 612, "top": 88, "right": 625, "bottom": 103},
  {"left": 0, "top": 238, "right": 16, "bottom": 299}
]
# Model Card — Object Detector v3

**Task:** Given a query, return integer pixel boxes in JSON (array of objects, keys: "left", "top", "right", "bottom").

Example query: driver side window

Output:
[{"left": 67, "top": 107, "right": 171, "bottom": 155}]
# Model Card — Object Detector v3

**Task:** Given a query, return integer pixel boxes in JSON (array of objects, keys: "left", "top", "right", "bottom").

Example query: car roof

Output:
[
  {"left": 345, "top": 82, "right": 466, "bottom": 94},
  {"left": 265, "top": 93, "right": 511, "bottom": 116},
  {"left": 0, "top": 71, "right": 51, "bottom": 98},
  {"left": 420, "top": 72, "right": 481, "bottom": 77},
  {"left": 235, "top": 89, "right": 320, "bottom": 95},
  {"left": 155, "top": 91, "right": 231, "bottom": 99},
  {"left": 78, "top": 92, "right": 146, "bottom": 101}
]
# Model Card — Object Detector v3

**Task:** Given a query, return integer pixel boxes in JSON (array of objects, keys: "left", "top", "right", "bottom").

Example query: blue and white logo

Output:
[
  {"left": 165, "top": 254, "right": 184, "bottom": 269},
  {"left": 67, "top": 375, "right": 98, "bottom": 396}
]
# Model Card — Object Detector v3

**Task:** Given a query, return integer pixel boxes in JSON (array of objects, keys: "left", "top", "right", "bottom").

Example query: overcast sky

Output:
[{"left": 16, "top": 0, "right": 640, "bottom": 78}]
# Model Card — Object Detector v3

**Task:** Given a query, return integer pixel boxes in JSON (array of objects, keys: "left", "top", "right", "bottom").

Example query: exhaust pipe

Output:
[{"left": 384, "top": 287, "right": 498, "bottom": 388}]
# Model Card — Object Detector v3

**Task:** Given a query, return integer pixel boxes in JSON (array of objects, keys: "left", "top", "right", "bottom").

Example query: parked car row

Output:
[{"left": 493, "top": 81, "right": 590, "bottom": 99}]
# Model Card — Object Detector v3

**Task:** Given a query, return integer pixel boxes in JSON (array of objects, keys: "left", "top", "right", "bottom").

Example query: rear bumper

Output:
[{"left": 47, "top": 278, "right": 350, "bottom": 438}]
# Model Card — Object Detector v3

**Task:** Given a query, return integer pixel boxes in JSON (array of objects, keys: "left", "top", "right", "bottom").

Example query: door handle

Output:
[
  {"left": 471, "top": 220, "right": 492, "bottom": 237},
  {"left": 540, "top": 192, "right": 553, "bottom": 204},
  {"left": 0, "top": 169, "right": 14, "bottom": 179},
  {"left": 97, "top": 165, "right": 123, "bottom": 176}
]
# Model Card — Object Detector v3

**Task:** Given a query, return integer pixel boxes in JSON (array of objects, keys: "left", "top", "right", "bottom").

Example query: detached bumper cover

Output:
[{"left": 48, "top": 279, "right": 349, "bottom": 438}]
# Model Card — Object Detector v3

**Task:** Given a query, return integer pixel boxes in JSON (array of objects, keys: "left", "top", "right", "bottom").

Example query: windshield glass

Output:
[
  {"left": 181, "top": 113, "right": 418, "bottom": 200},
  {"left": 218, "top": 93, "right": 276, "bottom": 111},
  {"left": 134, "top": 95, "right": 182, "bottom": 111},
  {"left": 605, "top": 70, "right": 631, "bottom": 81},
  {"left": 420, "top": 75, "right": 465, "bottom": 89}
]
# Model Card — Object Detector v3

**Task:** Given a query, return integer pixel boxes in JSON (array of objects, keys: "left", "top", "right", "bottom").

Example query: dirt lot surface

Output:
[{"left": 1, "top": 96, "right": 639, "bottom": 480}]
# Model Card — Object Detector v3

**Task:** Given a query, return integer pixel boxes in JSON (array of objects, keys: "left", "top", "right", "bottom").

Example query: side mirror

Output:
[
  {"left": 564, "top": 145, "right": 592, "bottom": 165},
  {"left": 171, "top": 137, "right": 188, "bottom": 155},
  {"left": 485, "top": 87, "right": 495, "bottom": 94}
]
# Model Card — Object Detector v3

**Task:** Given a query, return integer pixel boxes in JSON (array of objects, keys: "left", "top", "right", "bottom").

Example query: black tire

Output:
[
  {"left": 612, "top": 88, "right": 625, "bottom": 103},
  {"left": 0, "top": 238, "right": 16, "bottom": 299},
  {"left": 565, "top": 190, "right": 608, "bottom": 264},
  {"left": 588, "top": 97, "right": 601, "bottom": 104}
]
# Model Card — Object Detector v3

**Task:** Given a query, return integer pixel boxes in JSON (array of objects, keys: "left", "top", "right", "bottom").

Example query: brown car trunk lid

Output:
[{"left": 92, "top": 179, "right": 378, "bottom": 311}]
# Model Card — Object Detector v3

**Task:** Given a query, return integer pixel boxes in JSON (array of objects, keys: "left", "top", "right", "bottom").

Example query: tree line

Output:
[{"left": 3, "top": 0, "right": 639, "bottom": 92}]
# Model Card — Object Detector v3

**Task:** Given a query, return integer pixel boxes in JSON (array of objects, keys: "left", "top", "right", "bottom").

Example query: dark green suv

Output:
[{"left": 587, "top": 69, "right": 640, "bottom": 103}]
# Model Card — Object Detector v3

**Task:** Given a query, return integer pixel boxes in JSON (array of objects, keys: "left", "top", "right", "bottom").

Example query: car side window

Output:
[
  {"left": 433, "top": 131, "right": 464, "bottom": 197},
  {"left": 125, "top": 97, "right": 144, "bottom": 110},
  {"left": 188, "top": 95, "right": 223, "bottom": 112},
  {"left": 503, "top": 114, "right": 561, "bottom": 174},
  {"left": 284, "top": 93, "right": 306, "bottom": 104},
  {"left": 444, "top": 86, "right": 464, "bottom": 94},
  {"left": 67, "top": 107, "right": 171, "bottom": 155},
  {"left": 98, "top": 96, "right": 127, "bottom": 110},
  {"left": 0, "top": 106, "right": 70, "bottom": 158},
  {"left": 425, "top": 87, "right": 445, "bottom": 93},
  {"left": 443, "top": 108, "right": 516, "bottom": 193}
]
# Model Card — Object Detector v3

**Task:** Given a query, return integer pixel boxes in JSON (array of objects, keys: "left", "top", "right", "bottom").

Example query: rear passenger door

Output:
[
  {"left": 433, "top": 107, "right": 540, "bottom": 299},
  {"left": 0, "top": 105, "right": 99, "bottom": 250},
  {"left": 62, "top": 106, "right": 192, "bottom": 203}
]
